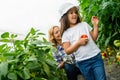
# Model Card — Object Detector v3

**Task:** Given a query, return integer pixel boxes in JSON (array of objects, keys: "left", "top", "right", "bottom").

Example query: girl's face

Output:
[
  {"left": 53, "top": 27, "right": 61, "bottom": 40},
  {"left": 67, "top": 7, "right": 78, "bottom": 27}
]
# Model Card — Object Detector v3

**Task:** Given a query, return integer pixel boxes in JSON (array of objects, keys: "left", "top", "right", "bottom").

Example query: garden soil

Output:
[{"left": 104, "top": 60, "right": 120, "bottom": 80}]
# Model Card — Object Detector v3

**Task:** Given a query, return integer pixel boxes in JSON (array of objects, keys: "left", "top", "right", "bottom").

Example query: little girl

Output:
[
  {"left": 48, "top": 26, "right": 82, "bottom": 80},
  {"left": 59, "top": 2, "right": 106, "bottom": 80}
]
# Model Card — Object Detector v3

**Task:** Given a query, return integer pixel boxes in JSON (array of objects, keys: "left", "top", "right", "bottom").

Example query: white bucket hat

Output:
[{"left": 59, "top": 2, "right": 79, "bottom": 19}]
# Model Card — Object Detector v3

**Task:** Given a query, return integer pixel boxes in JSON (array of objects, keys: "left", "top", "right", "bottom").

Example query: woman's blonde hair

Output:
[{"left": 48, "top": 26, "right": 59, "bottom": 47}]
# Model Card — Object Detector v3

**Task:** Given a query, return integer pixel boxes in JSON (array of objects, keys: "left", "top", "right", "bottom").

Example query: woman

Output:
[{"left": 48, "top": 26, "right": 82, "bottom": 80}]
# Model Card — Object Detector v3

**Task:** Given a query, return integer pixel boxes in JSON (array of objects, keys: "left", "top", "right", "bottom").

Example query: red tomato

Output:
[
  {"left": 101, "top": 52, "right": 107, "bottom": 57},
  {"left": 81, "top": 35, "right": 88, "bottom": 38}
]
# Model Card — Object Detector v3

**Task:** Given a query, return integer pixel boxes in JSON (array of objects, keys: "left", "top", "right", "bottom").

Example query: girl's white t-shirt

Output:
[{"left": 62, "top": 22, "right": 101, "bottom": 61}]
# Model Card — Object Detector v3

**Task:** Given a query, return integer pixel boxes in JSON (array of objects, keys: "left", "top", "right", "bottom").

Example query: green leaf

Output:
[
  {"left": 24, "top": 32, "right": 30, "bottom": 40},
  {"left": 1, "top": 32, "right": 9, "bottom": 38},
  {"left": 11, "top": 34, "right": 17, "bottom": 38},
  {"left": 34, "top": 77, "right": 47, "bottom": 80},
  {"left": 16, "top": 71, "right": 23, "bottom": 79},
  {"left": 31, "top": 40, "right": 42, "bottom": 45},
  {"left": 26, "top": 62, "right": 39, "bottom": 69},
  {"left": 23, "top": 40, "right": 28, "bottom": 48},
  {"left": 105, "top": 37, "right": 111, "bottom": 47},
  {"left": 42, "top": 37, "right": 47, "bottom": 42},
  {"left": 23, "top": 68, "right": 30, "bottom": 79},
  {"left": 0, "top": 62, "right": 8, "bottom": 77},
  {"left": 37, "top": 32, "right": 45, "bottom": 35},
  {"left": 0, "top": 38, "right": 10, "bottom": 42},
  {"left": 7, "top": 72, "right": 17, "bottom": 80},
  {"left": 0, "top": 44, "right": 7, "bottom": 52},
  {"left": 24, "top": 28, "right": 35, "bottom": 40},
  {"left": 28, "top": 55, "right": 37, "bottom": 61},
  {"left": 44, "top": 48, "right": 50, "bottom": 54},
  {"left": 111, "top": 32, "right": 118, "bottom": 38},
  {"left": 46, "top": 59, "right": 56, "bottom": 67},
  {"left": 30, "top": 28, "right": 35, "bottom": 35},
  {"left": 3, "top": 52, "right": 17, "bottom": 57},
  {"left": 42, "top": 62, "right": 50, "bottom": 77}
]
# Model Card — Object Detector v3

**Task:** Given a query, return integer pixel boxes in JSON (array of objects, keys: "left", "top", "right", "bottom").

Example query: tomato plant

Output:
[{"left": 78, "top": 0, "right": 120, "bottom": 50}]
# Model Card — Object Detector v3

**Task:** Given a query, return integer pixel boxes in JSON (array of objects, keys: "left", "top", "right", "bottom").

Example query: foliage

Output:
[
  {"left": 0, "top": 28, "right": 67, "bottom": 80},
  {"left": 114, "top": 40, "right": 120, "bottom": 64},
  {"left": 100, "top": 39, "right": 120, "bottom": 65},
  {"left": 78, "top": 0, "right": 120, "bottom": 50}
]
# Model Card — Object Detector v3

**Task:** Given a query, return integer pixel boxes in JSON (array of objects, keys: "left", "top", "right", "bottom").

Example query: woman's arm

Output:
[
  {"left": 58, "top": 61, "right": 65, "bottom": 68},
  {"left": 52, "top": 47, "right": 66, "bottom": 68}
]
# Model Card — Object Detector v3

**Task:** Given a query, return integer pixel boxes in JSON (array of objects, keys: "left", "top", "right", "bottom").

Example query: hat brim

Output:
[{"left": 60, "top": 5, "right": 79, "bottom": 19}]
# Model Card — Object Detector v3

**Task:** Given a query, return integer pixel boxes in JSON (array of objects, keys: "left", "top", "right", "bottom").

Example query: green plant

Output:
[
  {"left": 114, "top": 40, "right": 120, "bottom": 65},
  {"left": 78, "top": 0, "right": 120, "bottom": 50},
  {"left": 0, "top": 28, "right": 67, "bottom": 80}
]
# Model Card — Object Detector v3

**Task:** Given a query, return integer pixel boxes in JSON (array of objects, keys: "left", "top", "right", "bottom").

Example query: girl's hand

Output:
[
  {"left": 78, "top": 37, "right": 89, "bottom": 46},
  {"left": 91, "top": 16, "right": 99, "bottom": 27}
]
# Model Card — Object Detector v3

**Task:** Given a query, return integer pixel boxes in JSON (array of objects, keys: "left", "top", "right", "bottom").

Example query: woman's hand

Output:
[
  {"left": 59, "top": 61, "right": 65, "bottom": 68},
  {"left": 91, "top": 16, "right": 99, "bottom": 27}
]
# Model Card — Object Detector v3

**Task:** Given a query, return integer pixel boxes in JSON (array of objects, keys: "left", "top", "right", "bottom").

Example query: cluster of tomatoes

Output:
[
  {"left": 101, "top": 47, "right": 120, "bottom": 65},
  {"left": 101, "top": 47, "right": 114, "bottom": 59}
]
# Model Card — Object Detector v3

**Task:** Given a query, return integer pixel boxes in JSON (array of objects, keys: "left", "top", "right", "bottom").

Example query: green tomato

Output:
[
  {"left": 109, "top": 50, "right": 114, "bottom": 55},
  {"left": 117, "top": 51, "right": 120, "bottom": 55},
  {"left": 114, "top": 40, "right": 120, "bottom": 47}
]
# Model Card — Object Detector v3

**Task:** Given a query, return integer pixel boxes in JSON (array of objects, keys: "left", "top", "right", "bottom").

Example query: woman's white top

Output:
[{"left": 62, "top": 22, "right": 101, "bottom": 61}]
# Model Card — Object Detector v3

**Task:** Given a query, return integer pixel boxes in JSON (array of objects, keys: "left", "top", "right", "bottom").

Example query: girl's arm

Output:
[
  {"left": 62, "top": 42, "right": 80, "bottom": 55},
  {"left": 62, "top": 38, "right": 88, "bottom": 55},
  {"left": 90, "top": 16, "right": 99, "bottom": 41}
]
